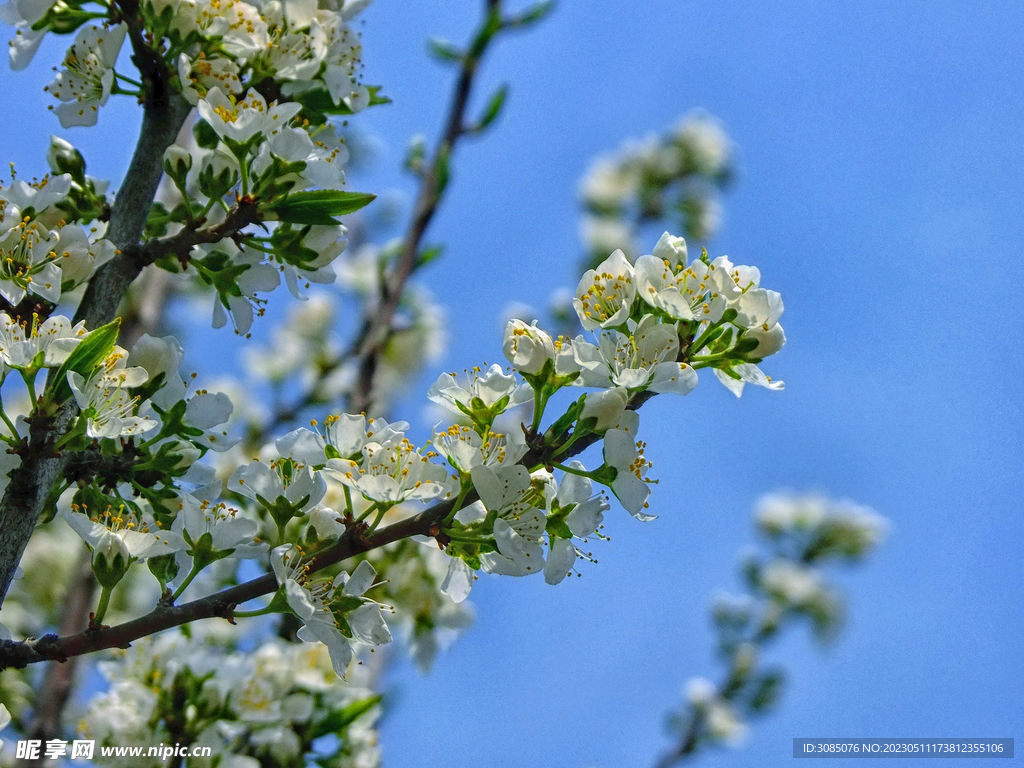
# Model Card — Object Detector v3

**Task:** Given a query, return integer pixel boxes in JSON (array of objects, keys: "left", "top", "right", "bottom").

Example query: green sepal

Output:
[
  {"left": 732, "top": 335, "right": 761, "bottom": 356},
  {"left": 192, "top": 120, "right": 219, "bottom": 149},
  {"left": 255, "top": 491, "right": 310, "bottom": 530},
  {"left": 187, "top": 530, "right": 236, "bottom": 569},
  {"left": 35, "top": 5, "right": 95, "bottom": 34},
  {"left": 328, "top": 594, "right": 365, "bottom": 615},
  {"left": 545, "top": 505, "right": 573, "bottom": 541},
  {"left": 92, "top": 544, "right": 130, "bottom": 590},
  {"left": 589, "top": 464, "right": 618, "bottom": 487},
  {"left": 265, "top": 587, "right": 293, "bottom": 616}
]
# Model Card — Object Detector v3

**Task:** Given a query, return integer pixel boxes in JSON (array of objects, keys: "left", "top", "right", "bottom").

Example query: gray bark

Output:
[{"left": 0, "top": 92, "right": 192, "bottom": 605}]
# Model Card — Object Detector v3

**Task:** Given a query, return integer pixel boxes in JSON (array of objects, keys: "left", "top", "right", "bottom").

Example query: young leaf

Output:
[
  {"left": 473, "top": 84, "right": 509, "bottom": 133},
  {"left": 265, "top": 190, "right": 377, "bottom": 225},
  {"left": 47, "top": 318, "right": 121, "bottom": 406},
  {"left": 428, "top": 37, "right": 463, "bottom": 63}
]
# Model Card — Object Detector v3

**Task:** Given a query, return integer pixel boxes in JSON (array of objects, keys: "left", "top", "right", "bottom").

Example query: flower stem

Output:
[
  {"left": 170, "top": 562, "right": 202, "bottom": 602},
  {"left": 92, "top": 586, "right": 113, "bottom": 626},
  {"left": 21, "top": 370, "right": 37, "bottom": 406},
  {"left": 550, "top": 460, "right": 597, "bottom": 479},
  {"left": 232, "top": 605, "right": 276, "bottom": 618},
  {"left": 0, "top": 397, "right": 21, "bottom": 441},
  {"left": 442, "top": 482, "right": 471, "bottom": 526},
  {"left": 531, "top": 386, "right": 550, "bottom": 433}
]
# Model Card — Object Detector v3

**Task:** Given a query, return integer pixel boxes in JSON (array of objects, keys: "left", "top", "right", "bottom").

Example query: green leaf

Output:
[
  {"left": 48, "top": 318, "right": 121, "bottom": 406},
  {"left": 749, "top": 671, "right": 785, "bottom": 711},
  {"left": 266, "top": 190, "right": 377, "bottom": 225},
  {"left": 505, "top": 0, "right": 556, "bottom": 28},
  {"left": 427, "top": 37, "right": 463, "bottom": 63},
  {"left": 297, "top": 85, "right": 390, "bottom": 124},
  {"left": 474, "top": 84, "right": 509, "bottom": 133},
  {"left": 415, "top": 244, "right": 444, "bottom": 269},
  {"left": 313, "top": 695, "right": 383, "bottom": 738}
]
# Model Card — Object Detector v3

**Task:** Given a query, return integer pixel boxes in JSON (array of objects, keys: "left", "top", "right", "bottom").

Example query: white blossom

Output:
[
  {"left": 572, "top": 248, "right": 636, "bottom": 330},
  {"left": 326, "top": 437, "right": 451, "bottom": 504},
  {"left": 198, "top": 87, "right": 302, "bottom": 145},
  {"left": 228, "top": 458, "right": 326, "bottom": 513},
  {"left": 178, "top": 52, "right": 242, "bottom": 105},
  {"left": 602, "top": 427, "right": 655, "bottom": 520},
  {"left": 271, "top": 547, "right": 391, "bottom": 678},
  {"left": 68, "top": 349, "right": 159, "bottom": 439},
  {"left": 63, "top": 507, "right": 183, "bottom": 563},
  {"left": 432, "top": 424, "right": 526, "bottom": 475},
  {"left": 171, "top": 494, "right": 264, "bottom": 561},
  {"left": 46, "top": 24, "right": 128, "bottom": 128},
  {"left": 0, "top": 312, "right": 86, "bottom": 371},
  {"left": 543, "top": 461, "right": 609, "bottom": 585},
  {"left": 0, "top": 0, "right": 51, "bottom": 70},
  {"left": 502, "top": 319, "right": 580, "bottom": 378},
  {"left": 427, "top": 363, "right": 530, "bottom": 420},
  {"left": 574, "top": 314, "right": 697, "bottom": 396}
]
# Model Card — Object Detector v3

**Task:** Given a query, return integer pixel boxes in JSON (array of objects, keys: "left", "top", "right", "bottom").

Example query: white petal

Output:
[{"left": 440, "top": 558, "right": 474, "bottom": 603}]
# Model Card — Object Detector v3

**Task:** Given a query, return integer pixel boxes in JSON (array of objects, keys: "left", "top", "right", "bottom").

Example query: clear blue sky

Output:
[{"left": 2, "top": 1, "right": 1021, "bottom": 766}]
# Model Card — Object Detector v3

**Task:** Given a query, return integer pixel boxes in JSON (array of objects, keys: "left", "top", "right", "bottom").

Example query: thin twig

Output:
[{"left": 348, "top": 0, "right": 505, "bottom": 415}]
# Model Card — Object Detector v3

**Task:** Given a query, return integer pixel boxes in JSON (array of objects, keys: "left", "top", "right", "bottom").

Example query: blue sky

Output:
[{"left": 2, "top": 1, "right": 1022, "bottom": 766}]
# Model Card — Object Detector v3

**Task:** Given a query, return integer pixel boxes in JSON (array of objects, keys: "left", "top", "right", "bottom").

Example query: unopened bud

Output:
[
  {"left": 47, "top": 135, "right": 86, "bottom": 184},
  {"left": 92, "top": 531, "right": 131, "bottom": 589},
  {"left": 198, "top": 148, "right": 239, "bottom": 199},
  {"left": 163, "top": 145, "right": 193, "bottom": 186}
]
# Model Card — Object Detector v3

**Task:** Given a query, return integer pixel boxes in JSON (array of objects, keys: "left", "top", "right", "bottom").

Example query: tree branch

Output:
[
  {"left": 138, "top": 198, "right": 262, "bottom": 268},
  {"left": 0, "top": 388, "right": 654, "bottom": 670},
  {"left": 349, "top": 0, "right": 505, "bottom": 414},
  {"left": 0, "top": 93, "right": 192, "bottom": 605}
]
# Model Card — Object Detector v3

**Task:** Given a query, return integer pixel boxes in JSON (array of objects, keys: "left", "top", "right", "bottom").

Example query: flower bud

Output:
[
  {"left": 198, "top": 148, "right": 239, "bottom": 199},
  {"left": 92, "top": 531, "right": 131, "bottom": 589},
  {"left": 503, "top": 319, "right": 553, "bottom": 375},
  {"left": 743, "top": 323, "right": 786, "bottom": 359},
  {"left": 163, "top": 145, "right": 193, "bottom": 186},
  {"left": 47, "top": 135, "right": 86, "bottom": 184},
  {"left": 651, "top": 231, "right": 688, "bottom": 268},
  {"left": 578, "top": 387, "right": 628, "bottom": 433}
]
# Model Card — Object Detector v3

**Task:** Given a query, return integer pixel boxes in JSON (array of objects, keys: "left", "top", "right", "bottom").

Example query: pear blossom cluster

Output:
[
  {"left": 664, "top": 493, "right": 887, "bottom": 759},
  {"left": 76, "top": 627, "right": 383, "bottom": 767},
  {"left": 4, "top": 0, "right": 380, "bottom": 338},
  {"left": 0, "top": 231, "right": 790, "bottom": 707},
  {"left": 0, "top": 170, "right": 116, "bottom": 307},
  {"left": 579, "top": 110, "right": 732, "bottom": 264},
  {"left": 4, "top": 0, "right": 373, "bottom": 127},
  {"left": 159, "top": 101, "right": 360, "bottom": 333}
]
